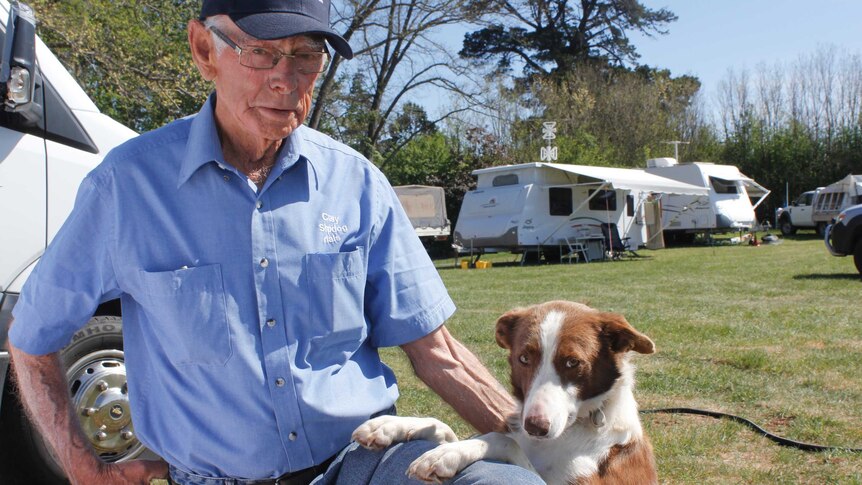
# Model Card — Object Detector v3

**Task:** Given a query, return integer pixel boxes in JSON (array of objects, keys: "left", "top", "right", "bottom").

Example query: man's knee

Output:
[
  {"left": 452, "top": 460, "right": 545, "bottom": 485},
  {"left": 319, "top": 440, "right": 441, "bottom": 485},
  {"left": 324, "top": 440, "right": 544, "bottom": 485}
]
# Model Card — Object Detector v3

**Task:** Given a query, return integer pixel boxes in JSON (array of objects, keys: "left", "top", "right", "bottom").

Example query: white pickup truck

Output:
[
  {"left": 0, "top": 2, "right": 144, "bottom": 482},
  {"left": 775, "top": 189, "right": 822, "bottom": 236}
]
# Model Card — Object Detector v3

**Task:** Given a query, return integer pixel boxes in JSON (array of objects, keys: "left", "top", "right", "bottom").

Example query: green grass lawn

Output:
[{"left": 381, "top": 234, "right": 862, "bottom": 484}]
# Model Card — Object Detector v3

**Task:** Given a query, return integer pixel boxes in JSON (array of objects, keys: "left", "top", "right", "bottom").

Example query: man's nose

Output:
[{"left": 267, "top": 62, "right": 302, "bottom": 92}]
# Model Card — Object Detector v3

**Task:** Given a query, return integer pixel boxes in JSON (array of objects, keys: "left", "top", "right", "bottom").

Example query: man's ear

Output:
[
  {"left": 495, "top": 308, "right": 530, "bottom": 350},
  {"left": 600, "top": 312, "right": 655, "bottom": 355},
  {"left": 188, "top": 20, "right": 218, "bottom": 82}
]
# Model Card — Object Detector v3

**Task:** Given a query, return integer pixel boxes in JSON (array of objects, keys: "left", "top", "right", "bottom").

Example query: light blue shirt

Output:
[{"left": 10, "top": 95, "right": 456, "bottom": 479}]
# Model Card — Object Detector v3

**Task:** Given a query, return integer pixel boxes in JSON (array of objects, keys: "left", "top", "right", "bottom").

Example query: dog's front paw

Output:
[
  {"left": 407, "top": 441, "right": 481, "bottom": 484},
  {"left": 352, "top": 416, "right": 457, "bottom": 451}
]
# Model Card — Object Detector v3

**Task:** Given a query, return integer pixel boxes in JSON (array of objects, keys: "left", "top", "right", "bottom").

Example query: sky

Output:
[
  {"left": 632, "top": 0, "right": 862, "bottom": 103},
  {"left": 421, "top": 0, "right": 862, "bottom": 130}
]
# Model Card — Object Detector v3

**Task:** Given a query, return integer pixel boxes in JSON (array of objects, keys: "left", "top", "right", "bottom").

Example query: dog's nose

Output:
[{"left": 524, "top": 416, "right": 550, "bottom": 437}]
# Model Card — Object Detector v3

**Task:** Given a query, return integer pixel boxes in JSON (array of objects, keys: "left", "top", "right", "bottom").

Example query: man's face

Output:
[{"left": 204, "top": 22, "right": 323, "bottom": 144}]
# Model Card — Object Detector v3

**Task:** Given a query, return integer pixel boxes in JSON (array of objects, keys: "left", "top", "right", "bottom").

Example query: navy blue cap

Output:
[{"left": 200, "top": 0, "right": 353, "bottom": 59}]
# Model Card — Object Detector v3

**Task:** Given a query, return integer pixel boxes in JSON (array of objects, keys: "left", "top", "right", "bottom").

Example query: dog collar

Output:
[
  {"left": 589, "top": 408, "right": 606, "bottom": 428},
  {"left": 575, "top": 408, "right": 606, "bottom": 428}
]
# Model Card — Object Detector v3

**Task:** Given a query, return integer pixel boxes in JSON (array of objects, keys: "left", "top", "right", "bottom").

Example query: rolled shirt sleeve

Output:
[
  {"left": 363, "top": 174, "right": 455, "bottom": 348},
  {"left": 11, "top": 172, "right": 119, "bottom": 355}
]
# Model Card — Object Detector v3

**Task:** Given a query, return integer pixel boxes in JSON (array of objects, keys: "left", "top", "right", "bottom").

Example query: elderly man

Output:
[{"left": 8, "top": 1, "right": 545, "bottom": 484}]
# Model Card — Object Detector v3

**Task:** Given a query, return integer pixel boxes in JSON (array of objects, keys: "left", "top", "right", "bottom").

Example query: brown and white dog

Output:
[{"left": 353, "top": 301, "right": 658, "bottom": 484}]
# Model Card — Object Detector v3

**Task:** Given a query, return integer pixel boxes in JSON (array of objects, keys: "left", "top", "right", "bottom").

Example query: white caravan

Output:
[
  {"left": 452, "top": 162, "right": 708, "bottom": 261},
  {"left": 644, "top": 158, "right": 770, "bottom": 241}
]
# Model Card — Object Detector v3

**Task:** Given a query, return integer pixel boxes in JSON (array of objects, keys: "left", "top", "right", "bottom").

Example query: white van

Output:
[{"left": 0, "top": 2, "right": 142, "bottom": 482}]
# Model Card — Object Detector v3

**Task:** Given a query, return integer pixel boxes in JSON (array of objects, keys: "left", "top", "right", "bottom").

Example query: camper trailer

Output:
[
  {"left": 393, "top": 185, "right": 451, "bottom": 244},
  {"left": 452, "top": 163, "right": 708, "bottom": 261},
  {"left": 812, "top": 174, "right": 862, "bottom": 233},
  {"left": 644, "top": 158, "right": 770, "bottom": 241}
]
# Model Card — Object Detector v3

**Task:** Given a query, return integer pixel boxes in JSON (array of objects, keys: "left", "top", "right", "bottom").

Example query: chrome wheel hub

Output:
[{"left": 66, "top": 350, "right": 145, "bottom": 462}]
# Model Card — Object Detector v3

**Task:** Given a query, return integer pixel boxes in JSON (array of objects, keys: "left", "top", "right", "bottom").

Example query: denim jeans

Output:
[
  {"left": 311, "top": 440, "right": 545, "bottom": 485},
  {"left": 169, "top": 439, "right": 544, "bottom": 485}
]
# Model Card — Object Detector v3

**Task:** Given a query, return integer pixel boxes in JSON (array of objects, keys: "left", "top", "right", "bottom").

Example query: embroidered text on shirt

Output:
[{"left": 319, "top": 212, "right": 349, "bottom": 244}]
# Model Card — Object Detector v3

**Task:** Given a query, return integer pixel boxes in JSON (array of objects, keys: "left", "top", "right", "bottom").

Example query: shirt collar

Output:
[
  {"left": 178, "top": 93, "right": 307, "bottom": 189},
  {"left": 178, "top": 93, "right": 225, "bottom": 188}
]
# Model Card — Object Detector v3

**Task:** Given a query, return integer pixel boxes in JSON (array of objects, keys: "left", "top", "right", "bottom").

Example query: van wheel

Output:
[
  {"left": 854, "top": 239, "right": 862, "bottom": 275},
  {"left": 0, "top": 316, "right": 146, "bottom": 484},
  {"left": 816, "top": 222, "right": 827, "bottom": 237},
  {"left": 779, "top": 219, "right": 796, "bottom": 236}
]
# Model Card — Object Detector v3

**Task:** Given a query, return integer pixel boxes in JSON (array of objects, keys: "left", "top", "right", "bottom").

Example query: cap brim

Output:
[{"left": 232, "top": 12, "right": 353, "bottom": 60}]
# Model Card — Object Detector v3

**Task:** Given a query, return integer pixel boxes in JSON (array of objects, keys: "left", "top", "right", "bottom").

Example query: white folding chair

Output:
[{"left": 561, "top": 237, "right": 590, "bottom": 264}]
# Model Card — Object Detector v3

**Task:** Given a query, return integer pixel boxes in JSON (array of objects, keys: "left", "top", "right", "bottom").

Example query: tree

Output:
[
  {"left": 460, "top": 0, "right": 677, "bottom": 75},
  {"left": 314, "top": 0, "right": 489, "bottom": 163},
  {"left": 308, "top": 0, "right": 383, "bottom": 129},
  {"left": 30, "top": 0, "right": 209, "bottom": 132},
  {"left": 496, "top": 64, "right": 705, "bottom": 166},
  {"left": 381, "top": 102, "right": 437, "bottom": 159},
  {"left": 716, "top": 46, "right": 862, "bottom": 215}
]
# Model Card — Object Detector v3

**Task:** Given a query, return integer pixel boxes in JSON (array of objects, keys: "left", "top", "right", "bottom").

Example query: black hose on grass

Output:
[{"left": 640, "top": 408, "right": 862, "bottom": 453}]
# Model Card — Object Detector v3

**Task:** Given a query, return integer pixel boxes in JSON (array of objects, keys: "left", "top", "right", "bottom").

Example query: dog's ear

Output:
[
  {"left": 600, "top": 312, "right": 655, "bottom": 355},
  {"left": 495, "top": 308, "right": 529, "bottom": 350}
]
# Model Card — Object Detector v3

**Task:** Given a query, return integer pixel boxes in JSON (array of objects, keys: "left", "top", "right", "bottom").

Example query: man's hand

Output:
[{"left": 8, "top": 330, "right": 170, "bottom": 485}]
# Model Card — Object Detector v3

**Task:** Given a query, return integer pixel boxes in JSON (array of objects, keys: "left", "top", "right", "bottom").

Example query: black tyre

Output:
[
  {"left": 854, "top": 239, "right": 862, "bottom": 275},
  {"left": 779, "top": 219, "right": 796, "bottom": 236},
  {"left": 0, "top": 316, "right": 146, "bottom": 484},
  {"left": 816, "top": 222, "right": 827, "bottom": 237}
]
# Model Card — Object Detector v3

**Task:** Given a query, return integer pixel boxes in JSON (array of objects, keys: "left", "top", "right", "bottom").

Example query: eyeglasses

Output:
[{"left": 208, "top": 26, "right": 330, "bottom": 74}]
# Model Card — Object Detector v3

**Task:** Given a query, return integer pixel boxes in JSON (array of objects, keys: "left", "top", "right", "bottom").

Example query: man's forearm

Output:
[
  {"left": 10, "top": 334, "right": 169, "bottom": 484},
  {"left": 402, "top": 326, "right": 516, "bottom": 434},
  {"left": 9, "top": 339, "right": 106, "bottom": 481}
]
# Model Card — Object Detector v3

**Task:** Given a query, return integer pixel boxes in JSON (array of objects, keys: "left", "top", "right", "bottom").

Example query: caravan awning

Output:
[
  {"left": 699, "top": 165, "right": 770, "bottom": 198},
  {"left": 543, "top": 163, "right": 709, "bottom": 195}
]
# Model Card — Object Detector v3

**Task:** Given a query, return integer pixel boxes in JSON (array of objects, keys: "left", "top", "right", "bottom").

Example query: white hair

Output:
[{"left": 203, "top": 15, "right": 231, "bottom": 54}]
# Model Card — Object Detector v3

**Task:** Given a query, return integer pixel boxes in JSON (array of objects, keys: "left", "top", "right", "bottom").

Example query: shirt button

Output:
[
  {"left": 256, "top": 200, "right": 263, "bottom": 209},
  {"left": 260, "top": 258, "right": 269, "bottom": 268},
  {"left": 266, "top": 318, "right": 276, "bottom": 328},
  {"left": 288, "top": 432, "right": 297, "bottom": 441},
  {"left": 275, "top": 378, "right": 285, "bottom": 387},
  {"left": 223, "top": 174, "right": 230, "bottom": 181}
]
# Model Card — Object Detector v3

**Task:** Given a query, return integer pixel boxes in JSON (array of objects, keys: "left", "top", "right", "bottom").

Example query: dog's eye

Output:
[
  {"left": 565, "top": 358, "right": 580, "bottom": 369},
  {"left": 518, "top": 354, "right": 530, "bottom": 365}
]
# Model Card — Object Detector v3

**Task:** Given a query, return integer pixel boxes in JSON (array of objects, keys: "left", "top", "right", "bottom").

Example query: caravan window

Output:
[
  {"left": 493, "top": 174, "right": 519, "bottom": 187},
  {"left": 710, "top": 177, "right": 738, "bottom": 194},
  {"left": 588, "top": 189, "right": 617, "bottom": 211},
  {"left": 549, "top": 188, "right": 573, "bottom": 216},
  {"left": 626, "top": 194, "right": 635, "bottom": 217}
]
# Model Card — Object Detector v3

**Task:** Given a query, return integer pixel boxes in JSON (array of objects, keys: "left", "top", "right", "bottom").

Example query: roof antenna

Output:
[{"left": 662, "top": 140, "right": 689, "bottom": 162}]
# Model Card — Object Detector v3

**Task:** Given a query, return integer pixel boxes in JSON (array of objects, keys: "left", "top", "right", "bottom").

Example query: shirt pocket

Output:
[
  {"left": 137, "top": 264, "right": 232, "bottom": 366},
  {"left": 304, "top": 248, "right": 367, "bottom": 352}
]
